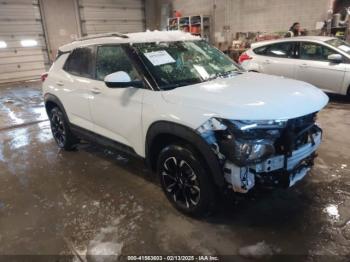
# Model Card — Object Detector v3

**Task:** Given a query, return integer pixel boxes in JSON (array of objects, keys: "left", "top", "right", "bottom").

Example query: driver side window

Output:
[
  {"left": 96, "top": 45, "right": 140, "bottom": 81},
  {"left": 300, "top": 42, "right": 339, "bottom": 61}
]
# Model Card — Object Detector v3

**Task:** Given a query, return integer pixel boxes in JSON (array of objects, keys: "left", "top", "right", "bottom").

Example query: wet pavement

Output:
[{"left": 0, "top": 82, "right": 350, "bottom": 262}]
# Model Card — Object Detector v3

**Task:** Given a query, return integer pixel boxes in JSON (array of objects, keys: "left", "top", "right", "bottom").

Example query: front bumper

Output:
[
  {"left": 255, "top": 130, "right": 321, "bottom": 172},
  {"left": 224, "top": 131, "right": 322, "bottom": 192}
]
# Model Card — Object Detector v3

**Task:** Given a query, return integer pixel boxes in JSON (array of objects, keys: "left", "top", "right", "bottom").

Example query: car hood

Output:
[{"left": 161, "top": 72, "right": 329, "bottom": 120}]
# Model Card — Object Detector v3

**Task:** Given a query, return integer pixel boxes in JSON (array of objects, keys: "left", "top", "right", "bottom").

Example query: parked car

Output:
[
  {"left": 42, "top": 31, "right": 328, "bottom": 217},
  {"left": 239, "top": 36, "right": 350, "bottom": 96}
]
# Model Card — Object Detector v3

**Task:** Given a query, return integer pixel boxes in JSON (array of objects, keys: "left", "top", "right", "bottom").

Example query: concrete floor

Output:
[{"left": 0, "top": 82, "right": 350, "bottom": 261}]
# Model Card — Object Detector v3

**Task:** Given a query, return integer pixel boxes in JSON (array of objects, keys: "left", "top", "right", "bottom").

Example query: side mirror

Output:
[
  {"left": 104, "top": 71, "right": 143, "bottom": 88},
  {"left": 328, "top": 54, "right": 342, "bottom": 63}
]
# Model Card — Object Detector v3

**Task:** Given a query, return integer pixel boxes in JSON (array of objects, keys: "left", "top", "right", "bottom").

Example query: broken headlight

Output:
[
  {"left": 231, "top": 138, "right": 275, "bottom": 165},
  {"left": 197, "top": 118, "right": 288, "bottom": 166},
  {"left": 230, "top": 119, "right": 287, "bottom": 131},
  {"left": 225, "top": 119, "right": 287, "bottom": 165}
]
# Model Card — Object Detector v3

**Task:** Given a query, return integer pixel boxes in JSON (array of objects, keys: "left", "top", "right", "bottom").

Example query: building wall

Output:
[
  {"left": 41, "top": 0, "right": 148, "bottom": 63},
  {"left": 39, "top": 0, "right": 81, "bottom": 62},
  {"left": 160, "top": 0, "right": 333, "bottom": 43},
  {"left": 0, "top": 0, "right": 48, "bottom": 83}
]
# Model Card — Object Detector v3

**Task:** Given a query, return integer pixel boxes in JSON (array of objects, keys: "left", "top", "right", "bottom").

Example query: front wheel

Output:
[
  {"left": 157, "top": 144, "right": 217, "bottom": 217},
  {"left": 49, "top": 107, "right": 78, "bottom": 150}
]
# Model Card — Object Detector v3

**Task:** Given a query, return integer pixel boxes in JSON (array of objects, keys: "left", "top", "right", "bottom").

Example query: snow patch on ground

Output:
[
  {"left": 324, "top": 204, "right": 340, "bottom": 221},
  {"left": 87, "top": 242, "right": 122, "bottom": 262},
  {"left": 238, "top": 241, "right": 281, "bottom": 257},
  {"left": 74, "top": 193, "right": 145, "bottom": 261},
  {"left": 85, "top": 218, "right": 124, "bottom": 261}
]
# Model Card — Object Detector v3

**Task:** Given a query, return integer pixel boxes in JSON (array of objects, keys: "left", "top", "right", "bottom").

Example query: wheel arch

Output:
[
  {"left": 145, "top": 121, "right": 225, "bottom": 187},
  {"left": 44, "top": 93, "right": 70, "bottom": 123},
  {"left": 44, "top": 93, "right": 69, "bottom": 121}
]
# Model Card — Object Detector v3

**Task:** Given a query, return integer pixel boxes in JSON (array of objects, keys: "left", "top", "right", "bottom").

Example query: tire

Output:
[
  {"left": 49, "top": 107, "right": 78, "bottom": 150},
  {"left": 157, "top": 144, "right": 217, "bottom": 217}
]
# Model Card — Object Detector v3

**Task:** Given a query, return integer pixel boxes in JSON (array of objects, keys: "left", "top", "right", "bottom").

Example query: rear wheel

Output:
[
  {"left": 49, "top": 107, "right": 78, "bottom": 150},
  {"left": 157, "top": 144, "right": 217, "bottom": 217}
]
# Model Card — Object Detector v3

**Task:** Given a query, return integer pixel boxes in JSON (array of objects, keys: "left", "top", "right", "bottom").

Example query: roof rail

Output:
[{"left": 76, "top": 32, "right": 129, "bottom": 41}]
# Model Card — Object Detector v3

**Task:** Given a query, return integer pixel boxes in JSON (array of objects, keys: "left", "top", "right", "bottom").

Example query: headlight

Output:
[
  {"left": 232, "top": 138, "right": 275, "bottom": 165},
  {"left": 228, "top": 120, "right": 285, "bottom": 165},
  {"left": 197, "top": 117, "right": 286, "bottom": 166},
  {"left": 230, "top": 119, "right": 287, "bottom": 130}
]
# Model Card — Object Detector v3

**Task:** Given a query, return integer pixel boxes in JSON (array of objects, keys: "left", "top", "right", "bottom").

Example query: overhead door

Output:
[
  {"left": 79, "top": 0, "right": 145, "bottom": 36},
  {"left": 0, "top": 0, "right": 48, "bottom": 84}
]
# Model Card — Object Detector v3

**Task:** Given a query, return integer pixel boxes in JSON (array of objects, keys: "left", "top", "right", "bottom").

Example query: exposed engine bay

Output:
[{"left": 196, "top": 113, "right": 322, "bottom": 193}]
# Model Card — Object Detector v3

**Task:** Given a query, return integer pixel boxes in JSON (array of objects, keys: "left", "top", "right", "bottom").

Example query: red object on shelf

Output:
[
  {"left": 238, "top": 52, "right": 252, "bottom": 64},
  {"left": 173, "top": 10, "right": 182, "bottom": 18},
  {"left": 190, "top": 25, "right": 200, "bottom": 34}
]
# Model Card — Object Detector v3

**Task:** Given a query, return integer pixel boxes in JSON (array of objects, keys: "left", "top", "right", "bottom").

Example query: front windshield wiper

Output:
[
  {"left": 161, "top": 80, "right": 201, "bottom": 90},
  {"left": 206, "top": 69, "right": 242, "bottom": 81},
  {"left": 161, "top": 83, "right": 181, "bottom": 90}
]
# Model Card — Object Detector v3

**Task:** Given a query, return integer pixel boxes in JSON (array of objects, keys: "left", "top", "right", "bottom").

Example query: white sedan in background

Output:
[{"left": 239, "top": 36, "right": 350, "bottom": 96}]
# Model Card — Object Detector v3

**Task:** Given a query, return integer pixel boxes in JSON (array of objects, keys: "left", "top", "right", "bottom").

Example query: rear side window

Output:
[
  {"left": 64, "top": 47, "right": 94, "bottom": 78},
  {"left": 253, "top": 45, "right": 269, "bottom": 55},
  {"left": 254, "top": 42, "right": 295, "bottom": 58}
]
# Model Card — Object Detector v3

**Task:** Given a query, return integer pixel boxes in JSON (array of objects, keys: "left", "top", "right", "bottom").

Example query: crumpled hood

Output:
[{"left": 161, "top": 72, "right": 329, "bottom": 120}]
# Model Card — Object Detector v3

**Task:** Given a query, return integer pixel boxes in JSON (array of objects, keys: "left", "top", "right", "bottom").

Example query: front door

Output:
[
  {"left": 294, "top": 41, "right": 346, "bottom": 94},
  {"left": 89, "top": 45, "right": 144, "bottom": 149}
]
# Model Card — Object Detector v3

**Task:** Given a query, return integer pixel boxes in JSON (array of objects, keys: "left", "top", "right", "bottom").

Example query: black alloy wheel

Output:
[
  {"left": 50, "top": 108, "right": 66, "bottom": 147},
  {"left": 49, "top": 107, "right": 78, "bottom": 150},
  {"left": 157, "top": 144, "right": 216, "bottom": 217},
  {"left": 161, "top": 156, "right": 201, "bottom": 209}
]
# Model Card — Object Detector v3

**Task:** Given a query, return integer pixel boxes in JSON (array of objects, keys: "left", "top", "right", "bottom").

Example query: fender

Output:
[
  {"left": 145, "top": 121, "right": 225, "bottom": 187},
  {"left": 44, "top": 93, "right": 70, "bottom": 122}
]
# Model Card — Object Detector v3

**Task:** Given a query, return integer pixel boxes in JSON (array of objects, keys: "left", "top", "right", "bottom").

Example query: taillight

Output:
[
  {"left": 238, "top": 52, "right": 252, "bottom": 64},
  {"left": 41, "top": 73, "right": 48, "bottom": 82}
]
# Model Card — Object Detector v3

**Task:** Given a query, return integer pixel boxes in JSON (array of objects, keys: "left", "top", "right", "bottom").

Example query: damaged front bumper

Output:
[
  {"left": 196, "top": 115, "right": 322, "bottom": 193},
  {"left": 224, "top": 130, "right": 321, "bottom": 192}
]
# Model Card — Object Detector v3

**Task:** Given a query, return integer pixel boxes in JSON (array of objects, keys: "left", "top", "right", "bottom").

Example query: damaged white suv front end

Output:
[{"left": 197, "top": 114, "right": 322, "bottom": 193}]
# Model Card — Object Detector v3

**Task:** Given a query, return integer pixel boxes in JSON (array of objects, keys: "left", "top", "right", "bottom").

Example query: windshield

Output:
[
  {"left": 133, "top": 40, "right": 241, "bottom": 90},
  {"left": 325, "top": 38, "right": 350, "bottom": 54}
]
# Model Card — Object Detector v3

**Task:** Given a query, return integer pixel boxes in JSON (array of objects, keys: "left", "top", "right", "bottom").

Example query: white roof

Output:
[
  {"left": 59, "top": 30, "right": 200, "bottom": 52},
  {"left": 251, "top": 36, "right": 336, "bottom": 48}
]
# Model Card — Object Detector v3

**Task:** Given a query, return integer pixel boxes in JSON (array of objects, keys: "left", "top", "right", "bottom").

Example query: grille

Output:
[{"left": 275, "top": 113, "right": 317, "bottom": 155}]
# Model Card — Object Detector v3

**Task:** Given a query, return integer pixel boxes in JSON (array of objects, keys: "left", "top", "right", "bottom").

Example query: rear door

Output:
[
  {"left": 294, "top": 41, "right": 346, "bottom": 93},
  {"left": 253, "top": 42, "right": 297, "bottom": 79},
  {"left": 60, "top": 46, "right": 95, "bottom": 131}
]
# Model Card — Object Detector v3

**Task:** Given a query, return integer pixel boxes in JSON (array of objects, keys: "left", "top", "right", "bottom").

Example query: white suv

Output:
[{"left": 42, "top": 31, "right": 328, "bottom": 216}]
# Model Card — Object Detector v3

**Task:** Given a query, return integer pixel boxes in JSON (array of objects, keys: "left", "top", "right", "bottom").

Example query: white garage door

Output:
[
  {"left": 0, "top": 0, "right": 48, "bottom": 84},
  {"left": 79, "top": 0, "right": 145, "bottom": 36}
]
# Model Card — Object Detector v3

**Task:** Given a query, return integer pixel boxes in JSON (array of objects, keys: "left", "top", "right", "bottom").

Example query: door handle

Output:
[
  {"left": 56, "top": 81, "right": 64, "bottom": 86},
  {"left": 300, "top": 63, "right": 308, "bottom": 68},
  {"left": 91, "top": 87, "right": 101, "bottom": 94},
  {"left": 264, "top": 60, "right": 271, "bottom": 64}
]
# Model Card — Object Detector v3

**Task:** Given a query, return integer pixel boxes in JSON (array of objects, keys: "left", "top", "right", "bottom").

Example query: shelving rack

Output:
[{"left": 167, "top": 15, "right": 211, "bottom": 41}]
